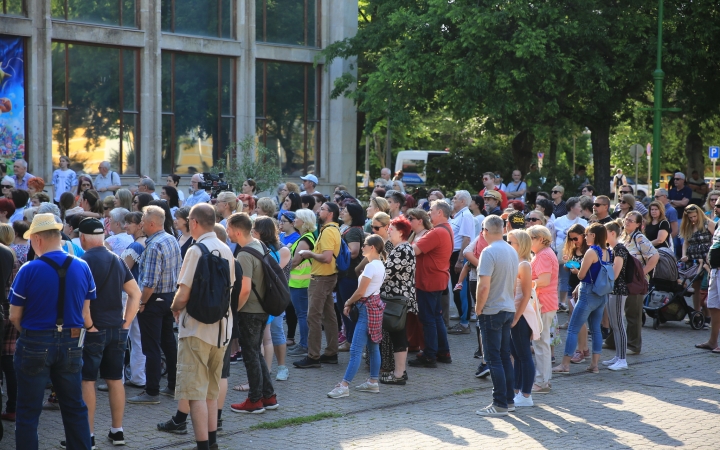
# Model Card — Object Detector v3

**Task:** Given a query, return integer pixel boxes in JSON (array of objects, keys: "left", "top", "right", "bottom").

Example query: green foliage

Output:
[
  {"left": 249, "top": 412, "right": 342, "bottom": 430},
  {"left": 211, "top": 136, "right": 283, "bottom": 194}
]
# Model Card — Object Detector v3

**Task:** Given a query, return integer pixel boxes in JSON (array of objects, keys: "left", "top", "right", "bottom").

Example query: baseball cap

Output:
[
  {"left": 300, "top": 174, "right": 319, "bottom": 184},
  {"left": 78, "top": 218, "right": 105, "bottom": 235},
  {"left": 507, "top": 211, "right": 526, "bottom": 229}
]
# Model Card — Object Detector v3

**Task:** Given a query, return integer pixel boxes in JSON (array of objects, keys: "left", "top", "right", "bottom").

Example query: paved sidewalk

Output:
[{"left": 2, "top": 308, "right": 720, "bottom": 449}]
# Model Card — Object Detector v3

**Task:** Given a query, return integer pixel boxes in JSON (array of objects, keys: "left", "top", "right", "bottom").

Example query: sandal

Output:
[
  {"left": 585, "top": 366, "right": 599, "bottom": 374},
  {"left": 712, "top": 348, "right": 720, "bottom": 354},
  {"left": 695, "top": 343, "right": 716, "bottom": 350},
  {"left": 379, "top": 373, "right": 407, "bottom": 385},
  {"left": 552, "top": 365, "right": 570, "bottom": 374},
  {"left": 232, "top": 383, "right": 250, "bottom": 392},
  {"left": 286, "top": 339, "right": 296, "bottom": 347},
  {"left": 558, "top": 322, "right": 568, "bottom": 330}
]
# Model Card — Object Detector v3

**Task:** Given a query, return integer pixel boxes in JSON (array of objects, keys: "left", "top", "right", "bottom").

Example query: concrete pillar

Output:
[
  {"left": 138, "top": 0, "right": 162, "bottom": 181},
  {"left": 237, "top": 0, "right": 256, "bottom": 146}
]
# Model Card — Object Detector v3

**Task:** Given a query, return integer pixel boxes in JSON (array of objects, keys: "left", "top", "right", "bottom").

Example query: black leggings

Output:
[
  {"left": 388, "top": 326, "right": 408, "bottom": 353},
  {"left": 1, "top": 354, "right": 17, "bottom": 413},
  {"left": 285, "top": 302, "right": 298, "bottom": 342}
]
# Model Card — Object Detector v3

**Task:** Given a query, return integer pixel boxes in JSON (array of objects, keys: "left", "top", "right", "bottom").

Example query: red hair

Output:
[
  {"left": 0, "top": 198, "right": 16, "bottom": 218},
  {"left": 28, "top": 177, "right": 45, "bottom": 192},
  {"left": 237, "top": 194, "right": 255, "bottom": 212},
  {"left": 390, "top": 215, "right": 412, "bottom": 241},
  {"left": 404, "top": 194, "right": 416, "bottom": 209},
  {"left": 510, "top": 200, "right": 525, "bottom": 212}
]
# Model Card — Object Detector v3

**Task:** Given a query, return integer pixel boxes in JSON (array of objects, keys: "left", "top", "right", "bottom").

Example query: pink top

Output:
[{"left": 530, "top": 246, "right": 559, "bottom": 313}]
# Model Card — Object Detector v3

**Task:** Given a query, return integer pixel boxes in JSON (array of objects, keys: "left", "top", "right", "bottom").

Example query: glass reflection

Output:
[
  {"left": 51, "top": 0, "right": 136, "bottom": 28},
  {"left": 257, "top": 0, "right": 317, "bottom": 46}
]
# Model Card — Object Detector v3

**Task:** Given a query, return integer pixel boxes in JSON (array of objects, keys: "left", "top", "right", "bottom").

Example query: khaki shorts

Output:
[
  {"left": 708, "top": 269, "right": 720, "bottom": 310},
  {"left": 175, "top": 336, "right": 226, "bottom": 401}
]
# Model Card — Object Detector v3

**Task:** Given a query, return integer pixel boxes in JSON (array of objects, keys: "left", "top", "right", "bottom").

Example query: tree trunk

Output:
[
  {"left": 511, "top": 130, "right": 535, "bottom": 175},
  {"left": 685, "top": 130, "right": 704, "bottom": 176},
  {"left": 589, "top": 120, "right": 611, "bottom": 196},
  {"left": 547, "top": 130, "right": 559, "bottom": 178}
]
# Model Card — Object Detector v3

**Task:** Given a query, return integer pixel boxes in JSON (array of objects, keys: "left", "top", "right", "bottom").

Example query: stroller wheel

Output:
[
  {"left": 689, "top": 311, "right": 705, "bottom": 330},
  {"left": 652, "top": 317, "right": 660, "bottom": 330}
]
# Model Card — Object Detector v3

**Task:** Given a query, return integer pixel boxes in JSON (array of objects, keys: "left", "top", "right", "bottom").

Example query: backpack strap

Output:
[
  {"left": 318, "top": 224, "right": 341, "bottom": 260},
  {"left": 631, "top": 232, "right": 647, "bottom": 265},
  {"left": 39, "top": 256, "right": 74, "bottom": 332},
  {"left": 239, "top": 243, "right": 271, "bottom": 302}
]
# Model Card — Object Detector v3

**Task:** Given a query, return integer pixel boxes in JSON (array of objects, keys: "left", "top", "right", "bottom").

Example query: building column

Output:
[{"left": 138, "top": 0, "right": 162, "bottom": 181}]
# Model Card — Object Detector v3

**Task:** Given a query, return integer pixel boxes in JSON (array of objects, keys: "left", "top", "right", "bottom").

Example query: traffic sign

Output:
[
  {"left": 629, "top": 144, "right": 643, "bottom": 159},
  {"left": 646, "top": 143, "right": 651, "bottom": 157},
  {"left": 537, "top": 152, "right": 544, "bottom": 159},
  {"left": 710, "top": 146, "right": 720, "bottom": 160}
]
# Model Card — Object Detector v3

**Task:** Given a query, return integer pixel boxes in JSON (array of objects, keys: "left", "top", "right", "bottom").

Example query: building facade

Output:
[{"left": 0, "top": 0, "right": 357, "bottom": 192}]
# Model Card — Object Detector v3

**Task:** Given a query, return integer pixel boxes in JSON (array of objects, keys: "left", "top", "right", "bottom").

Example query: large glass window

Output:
[
  {"left": 161, "top": 0, "right": 234, "bottom": 38},
  {"left": 256, "top": 0, "right": 317, "bottom": 47},
  {"left": 52, "top": 43, "right": 139, "bottom": 174},
  {"left": 1, "top": 0, "right": 24, "bottom": 16},
  {"left": 161, "top": 52, "right": 235, "bottom": 175},
  {"left": 51, "top": 0, "right": 136, "bottom": 28},
  {"left": 256, "top": 61, "right": 319, "bottom": 176}
]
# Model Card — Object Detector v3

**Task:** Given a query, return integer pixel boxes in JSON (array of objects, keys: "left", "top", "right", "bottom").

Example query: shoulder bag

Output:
[{"left": 381, "top": 294, "right": 409, "bottom": 332}]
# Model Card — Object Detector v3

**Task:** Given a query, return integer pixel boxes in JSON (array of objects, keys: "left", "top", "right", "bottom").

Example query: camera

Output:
[{"left": 200, "top": 172, "right": 232, "bottom": 199}]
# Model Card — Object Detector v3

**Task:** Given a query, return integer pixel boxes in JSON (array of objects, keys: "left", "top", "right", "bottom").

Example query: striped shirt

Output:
[{"left": 138, "top": 230, "right": 182, "bottom": 294}]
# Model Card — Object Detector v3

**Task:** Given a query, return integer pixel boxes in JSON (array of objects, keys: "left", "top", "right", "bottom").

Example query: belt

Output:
[
  {"left": 22, "top": 328, "right": 83, "bottom": 338},
  {"left": 311, "top": 274, "right": 337, "bottom": 278}
]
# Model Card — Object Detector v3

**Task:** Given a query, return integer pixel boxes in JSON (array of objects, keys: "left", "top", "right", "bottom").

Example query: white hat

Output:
[
  {"left": 300, "top": 174, "right": 318, "bottom": 184},
  {"left": 24, "top": 213, "right": 64, "bottom": 239}
]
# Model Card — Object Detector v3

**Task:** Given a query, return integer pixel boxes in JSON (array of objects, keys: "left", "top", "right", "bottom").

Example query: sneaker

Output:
[
  {"left": 127, "top": 391, "right": 160, "bottom": 404},
  {"left": 262, "top": 394, "right": 279, "bottom": 410},
  {"left": 355, "top": 380, "right": 380, "bottom": 393},
  {"left": 276, "top": 365, "right": 289, "bottom": 381},
  {"left": 470, "top": 312, "right": 478, "bottom": 322},
  {"left": 608, "top": 359, "right": 628, "bottom": 371},
  {"left": 476, "top": 404, "right": 508, "bottom": 417},
  {"left": 338, "top": 341, "right": 351, "bottom": 352},
  {"left": 230, "top": 351, "right": 240, "bottom": 365},
  {"left": 473, "top": 348, "right": 483, "bottom": 359},
  {"left": 475, "top": 363, "right": 490, "bottom": 378},
  {"left": 514, "top": 394, "right": 534, "bottom": 407},
  {"left": 97, "top": 384, "right": 109, "bottom": 392},
  {"left": 507, "top": 403, "right": 516, "bottom": 412},
  {"left": 602, "top": 356, "right": 619, "bottom": 366},
  {"left": 437, "top": 352, "right": 453, "bottom": 364},
  {"left": 61, "top": 436, "right": 96, "bottom": 449},
  {"left": 601, "top": 342, "right": 616, "bottom": 350},
  {"left": 287, "top": 345, "right": 308, "bottom": 357},
  {"left": 627, "top": 349, "right": 641, "bottom": 355},
  {"left": 408, "top": 356, "right": 437, "bottom": 368},
  {"left": 379, "top": 373, "right": 406, "bottom": 385},
  {"left": 558, "top": 302, "right": 568, "bottom": 312},
  {"left": 318, "top": 354, "right": 339, "bottom": 364},
  {"left": 293, "top": 356, "right": 321, "bottom": 368},
  {"left": 157, "top": 418, "right": 187, "bottom": 434},
  {"left": 231, "top": 398, "right": 265, "bottom": 414},
  {"left": 159, "top": 386, "right": 174, "bottom": 397},
  {"left": 447, "top": 324, "right": 470, "bottom": 335},
  {"left": 42, "top": 399, "right": 60, "bottom": 410},
  {"left": 338, "top": 331, "right": 347, "bottom": 344},
  {"left": 570, "top": 351, "right": 586, "bottom": 364},
  {"left": 327, "top": 384, "right": 350, "bottom": 398},
  {"left": 107, "top": 430, "right": 125, "bottom": 446},
  {"left": 532, "top": 384, "right": 551, "bottom": 394}
]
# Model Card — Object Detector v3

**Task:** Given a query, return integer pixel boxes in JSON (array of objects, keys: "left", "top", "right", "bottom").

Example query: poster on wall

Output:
[{"left": 0, "top": 35, "right": 25, "bottom": 175}]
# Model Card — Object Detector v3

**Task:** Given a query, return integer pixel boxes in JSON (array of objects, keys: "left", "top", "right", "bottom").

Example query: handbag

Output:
[
  {"left": 349, "top": 304, "right": 360, "bottom": 323},
  {"left": 529, "top": 287, "right": 544, "bottom": 334},
  {"left": 381, "top": 294, "right": 409, "bottom": 332},
  {"left": 589, "top": 247, "right": 616, "bottom": 296}
]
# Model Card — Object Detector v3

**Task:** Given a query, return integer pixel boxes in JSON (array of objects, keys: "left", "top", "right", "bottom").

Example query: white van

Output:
[{"left": 394, "top": 150, "right": 448, "bottom": 185}]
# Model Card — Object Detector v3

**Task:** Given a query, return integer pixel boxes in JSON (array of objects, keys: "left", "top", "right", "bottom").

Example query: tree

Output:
[{"left": 211, "top": 136, "right": 283, "bottom": 194}]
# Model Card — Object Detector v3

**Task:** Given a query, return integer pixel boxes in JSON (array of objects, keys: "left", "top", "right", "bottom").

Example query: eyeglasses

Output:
[
  {"left": 620, "top": 200, "right": 628, "bottom": 204},
  {"left": 624, "top": 219, "right": 636, "bottom": 224},
  {"left": 407, "top": 216, "right": 417, "bottom": 222},
  {"left": 593, "top": 203, "right": 607, "bottom": 207},
  {"left": 654, "top": 195, "right": 664, "bottom": 199}
]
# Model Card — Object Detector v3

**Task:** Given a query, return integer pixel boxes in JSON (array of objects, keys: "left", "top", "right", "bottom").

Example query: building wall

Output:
[{"left": 0, "top": 0, "right": 357, "bottom": 194}]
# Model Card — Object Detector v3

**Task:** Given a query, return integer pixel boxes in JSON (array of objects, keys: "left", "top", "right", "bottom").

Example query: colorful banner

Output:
[{"left": 0, "top": 35, "right": 25, "bottom": 174}]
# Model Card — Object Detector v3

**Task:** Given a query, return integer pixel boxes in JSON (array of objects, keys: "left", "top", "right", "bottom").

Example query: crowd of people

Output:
[{"left": 0, "top": 159, "right": 718, "bottom": 447}]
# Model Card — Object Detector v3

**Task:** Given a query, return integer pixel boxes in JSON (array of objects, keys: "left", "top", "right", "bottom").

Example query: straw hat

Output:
[{"left": 24, "top": 213, "right": 63, "bottom": 239}]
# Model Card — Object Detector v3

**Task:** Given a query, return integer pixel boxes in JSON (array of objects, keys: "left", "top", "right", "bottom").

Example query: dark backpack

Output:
[
  {"left": 186, "top": 243, "right": 232, "bottom": 345},
  {"left": 239, "top": 242, "right": 291, "bottom": 316}
]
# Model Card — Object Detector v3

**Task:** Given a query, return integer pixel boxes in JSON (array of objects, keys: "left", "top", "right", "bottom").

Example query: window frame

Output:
[
  {"left": 163, "top": 0, "right": 235, "bottom": 39},
  {"left": 51, "top": 41, "right": 141, "bottom": 175},
  {"left": 1, "top": 0, "right": 25, "bottom": 16},
  {"left": 257, "top": 0, "right": 320, "bottom": 47},
  {"left": 161, "top": 51, "right": 237, "bottom": 176},
  {"left": 255, "top": 60, "right": 321, "bottom": 177},
  {"left": 52, "top": 0, "right": 137, "bottom": 27}
]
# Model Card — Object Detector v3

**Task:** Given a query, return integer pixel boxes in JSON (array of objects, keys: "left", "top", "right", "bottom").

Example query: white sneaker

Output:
[
  {"left": 608, "top": 359, "right": 628, "bottom": 371},
  {"left": 514, "top": 394, "right": 534, "bottom": 407},
  {"left": 275, "top": 365, "right": 289, "bottom": 381},
  {"left": 602, "top": 356, "right": 619, "bottom": 366},
  {"left": 327, "top": 384, "right": 349, "bottom": 398},
  {"left": 355, "top": 380, "right": 380, "bottom": 393}
]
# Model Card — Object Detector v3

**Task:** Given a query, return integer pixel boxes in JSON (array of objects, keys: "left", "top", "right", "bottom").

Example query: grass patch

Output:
[
  {"left": 453, "top": 388, "right": 476, "bottom": 396},
  {"left": 249, "top": 412, "right": 343, "bottom": 430}
]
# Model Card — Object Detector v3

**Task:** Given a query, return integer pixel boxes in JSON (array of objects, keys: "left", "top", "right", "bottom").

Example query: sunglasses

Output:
[
  {"left": 526, "top": 217, "right": 540, "bottom": 222},
  {"left": 551, "top": 190, "right": 561, "bottom": 194},
  {"left": 407, "top": 216, "right": 418, "bottom": 221},
  {"left": 593, "top": 203, "right": 607, "bottom": 207},
  {"left": 620, "top": 191, "right": 631, "bottom": 195},
  {"left": 372, "top": 225, "right": 383, "bottom": 231},
  {"left": 1, "top": 185, "right": 11, "bottom": 189},
  {"left": 620, "top": 200, "right": 628, "bottom": 204}
]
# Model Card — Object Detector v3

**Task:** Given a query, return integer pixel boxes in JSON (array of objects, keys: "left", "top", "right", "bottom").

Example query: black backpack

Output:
[
  {"left": 239, "top": 242, "right": 291, "bottom": 316},
  {"left": 186, "top": 243, "right": 232, "bottom": 345}
]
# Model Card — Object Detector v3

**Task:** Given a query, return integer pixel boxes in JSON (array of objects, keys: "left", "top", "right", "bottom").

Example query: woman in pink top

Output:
[{"left": 528, "top": 225, "right": 559, "bottom": 394}]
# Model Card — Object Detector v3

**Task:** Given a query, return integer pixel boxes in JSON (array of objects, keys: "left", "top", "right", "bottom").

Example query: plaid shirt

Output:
[
  {"left": 359, "top": 294, "right": 386, "bottom": 344},
  {"left": 138, "top": 230, "right": 182, "bottom": 294}
]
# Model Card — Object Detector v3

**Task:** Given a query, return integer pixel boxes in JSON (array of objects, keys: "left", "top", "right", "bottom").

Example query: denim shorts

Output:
[{"left": 82, "top": 327, "right": 129, "bottom": 381}]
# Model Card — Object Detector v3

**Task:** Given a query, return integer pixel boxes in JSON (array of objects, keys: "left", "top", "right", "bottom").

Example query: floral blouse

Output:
[
  {"left": 380, "top": 242, "right": 418, "bottom": 314},
  {"left": 611, "top": 243, "right": 630, "bottom": 296}
]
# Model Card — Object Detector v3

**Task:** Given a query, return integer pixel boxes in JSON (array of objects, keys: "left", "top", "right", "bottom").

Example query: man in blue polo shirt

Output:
[{"left": 8, "top": 213, "right": 97, "bottom": 450}]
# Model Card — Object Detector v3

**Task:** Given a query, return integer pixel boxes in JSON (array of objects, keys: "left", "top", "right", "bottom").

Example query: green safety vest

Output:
[{"left": 289, "top": 232, "right": 316, "bottom": 288}]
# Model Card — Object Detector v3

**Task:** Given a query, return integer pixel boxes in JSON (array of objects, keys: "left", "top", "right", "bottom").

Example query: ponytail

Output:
[{"left": 365, "top": 235, "right": 387, "bottom": 261}]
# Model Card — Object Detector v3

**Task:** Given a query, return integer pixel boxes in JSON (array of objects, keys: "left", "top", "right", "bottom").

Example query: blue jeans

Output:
[
  {"left": 15, "top": 329, "right": 92, "bottom": 450},
  {"left": 558, "top": 262, "right": 570, "bottom": 294},
  {"left": 416, "top": 289, "right": 450, "bottom": 360},
  {"left": 478, "top": 311, "right": 515, "bottom": 409},
  {"left": 460, "top": 278, "right": 470, "bottom": 326},
  {"left": 269, "top": 313, "right": 286, "bottom": 346},
  {"left": 337, "top": 276, "right": 358, "bottom": 343},
  {"left": 82, "top": 327, "right": 129, "bottom": 381},
  {"left": 342, "top": 304, "right": 380, "bottom": 383},
  {"left": 290, "top": 287, "right": 309, "bottom": 349},
  {"left": 564, "top": 282, "right": 606, "bottom": 356},
  {"left": 510, "top": 316, "right": 535, "bottom": 395}
]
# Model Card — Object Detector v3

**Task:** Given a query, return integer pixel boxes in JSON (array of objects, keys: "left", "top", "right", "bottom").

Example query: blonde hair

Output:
[
  {"left": 216, "top": 191, "right": 238, "bottom": 210},
  {"left": 706, "top": 190, "right": 720, "bottom": 213},
  {"left": 508, "top": 229, "right": 532, "bottom": 261},
  {"left": 285, "top": 182, "right": 300, "bottom": 194},
  {"left": 680, "top": 204, "right": 709, "bottom": 240},
  {"left": 294, "top": 208, "right": 317, "bottom": 235},
  {"left": 0, "top": 223, "right": 15, "bottom": 245},
  {"left": 23, "top": 207, "right": 38, "bottom": 222},
  {"left": 372, "top": 211, "right": 391, "bottom": 227},
  {"left": 527, "top": 210, "right": 546, "bottom": 226},
  {"left": 256, "top": 197, "right": 276, "bottom": 217},
  {"left": 371, "top": 196, "right": 390, "bottom": 214},
  {"left": 527, "top": 225, "right": 552, "bottom": 248},
  {"left": 645, "top": 200, "right": 667, "bottom": 224}
]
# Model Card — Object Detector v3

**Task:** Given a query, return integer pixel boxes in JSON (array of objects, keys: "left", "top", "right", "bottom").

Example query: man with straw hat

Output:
[{"left": 8, "top": 213, "right": 97, "bottom": 450}]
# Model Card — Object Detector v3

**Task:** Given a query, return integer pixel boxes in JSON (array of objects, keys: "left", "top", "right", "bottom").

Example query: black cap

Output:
[
  {"left": 507, "top": 211, "right": 526, "bottom": 230},
  {"left": 78, "top": 218, "right": 105, "bottom": 235}
]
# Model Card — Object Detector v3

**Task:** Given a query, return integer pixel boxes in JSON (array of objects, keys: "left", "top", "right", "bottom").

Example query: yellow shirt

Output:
[{"left": 311, "top": 222, "right": 341, "bottom": 276}]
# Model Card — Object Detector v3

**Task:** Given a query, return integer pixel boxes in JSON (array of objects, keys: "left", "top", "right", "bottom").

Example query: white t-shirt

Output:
[
  {"left": 52, "top": 169, "right": 78, "bottom": 202},
  {"left": 360, "top": 259, "right": 386, "bottom": 297},
  {"left": 450, "top": 207, "right": 475, "bottom": 251}
]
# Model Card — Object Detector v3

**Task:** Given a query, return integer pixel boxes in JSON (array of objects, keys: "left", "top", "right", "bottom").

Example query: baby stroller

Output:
[{"left": 643, "top": 247, "right": 706, "bottom": 330}]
